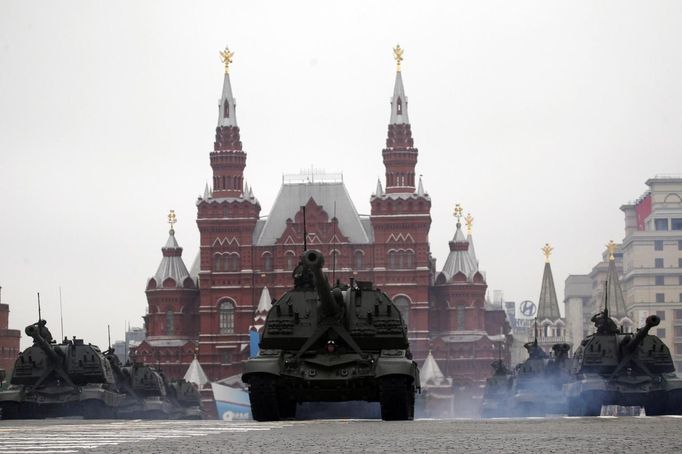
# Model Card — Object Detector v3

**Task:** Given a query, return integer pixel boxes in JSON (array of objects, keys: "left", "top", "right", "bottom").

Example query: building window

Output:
[
  {"left": 676, "top": 344, "right": 682, "bottom": 355},
  {"left": 219, "top": 300, "right": 235, "bottom": 334},
  {"left": 457, "top": 305, "right": 466, "bottom": 331},
  {"left": 679, "top": 275, "right": 682, "bottom": 285},
  {"left": 675, "top": 326, "right": 682, "bottom": 337},
  {"left": 679, "top": 240, "right": 682, "bottom": 251},
  {"left": 656, "top": 293, "right": 665, "bottom": 303},
  {"left": 655, "top": 219, "right": 669, "bottom": 231},
  {"left": 223, "top": 207, "right": 229, "bottom": 217},
  {"left": 354, "top": 250, "right": 364, "bottom": 270},
  {"left": 655, "top": 275, "right": 665, "bottom": 286},
  {"left": 263, "top": 253, "right": 273, "bottom": 272},
  {"left": 387, "top": 250, "right": 415, "bottom": 270},
  {"left": 655, "top": 240, "right": 664, "bottom": 251},
  {"left": 675, "top": 310, "right": 682, "bottom": 320},
  {"left": 655, "top": 258, "right": 664, "bottom": 268},
  {"left": 679, "top": 258, "right": 682, "bottom": 268},
  {"left": 657, "top": 328, "right": 666, "bottom": 338},
  {"left": 285, "top": 252, "right": 295, "bottom": 271},
  {"left": 223, "top": 99, "right": 229, "bottom": 118},
  {"left": 214, "top": 254, "right": 222, "bottom": 272},
  {"left": 679, "top": 293, "right": 682, "bottom": 303},
  {"left": 656, "top": 310, "right": 666, "bottom": 320},
  {"left": 166, "top": 310, "right": 174, "bottom": 336},
  {"left": 220, "top": 351, "right": 231, "bottom": 364},
  {"left": 393, "top": 296, "right": 410, "bottom": 327},
  {"left": 671, "top": 218, "right": 682, "bottom": 230}
]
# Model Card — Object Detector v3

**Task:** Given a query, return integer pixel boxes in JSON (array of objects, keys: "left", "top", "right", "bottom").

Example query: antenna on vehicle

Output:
[
  {"left": 301, "top": 206, "right": 308, "bottom": 252},
  {"left": 107, "top": 324, "right": 111, "bottom": 350},
  {"left": 603, "top": 279, "right": 609, "bottom": 320},
  {"left": 37, "top": 292, "right": 42, "bottom": 322},
  {"left": 59, "top": 286, "right": 64, "bottom": 341},
  {"left": 332, "top": 201, "right": 337, "bottom": 284},
  {"left": 533, "top": 318, "right": 538, "bottom": 346}
]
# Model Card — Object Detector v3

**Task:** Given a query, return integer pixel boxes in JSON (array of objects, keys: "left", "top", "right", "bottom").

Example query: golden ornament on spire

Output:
[
  {"left": 606, "top": 240, "right": 616, "bottom": 261},
  {"left": 393, "top": 44, "right": 404, "bottom": 72},
  {"left": 219, "top": 47, "right": 234, "bottom": 74},
  {"left": 453, "top": 204, "right": 463, "bottom": 223},
  {"left": 465, "top": 213, "right": 474, "bottom": 235},
  {"left": 168, "top": 210, "right": 177, "bottom": 229},
  {"left": 542, "top": 243, "right": 553, "bottom": 263}
]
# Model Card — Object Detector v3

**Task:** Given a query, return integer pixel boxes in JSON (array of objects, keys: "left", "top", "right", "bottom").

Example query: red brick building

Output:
[
  {"left": 0, "top": 288, "right": 21, "bottom": 375},
  {"left": 133, "top": 49, "right": 511, "bottom": 394}
]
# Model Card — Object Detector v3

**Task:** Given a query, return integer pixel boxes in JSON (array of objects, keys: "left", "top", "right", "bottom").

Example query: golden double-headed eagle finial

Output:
[
  {"left": 465, "top": 213, "right": 474, "bottom": 235},
  {"left": 393, "top": 44, "right": 404, "bottom": 72},
  {"left": 542, "top": 243, "right": 553, "bottom": 263},
  {"left": 219, "top": 47, "right": 234, "bottom": 74},
  {"left": 168, "top": 210, "right": 177, "bottom": 230},
  {"left": 606, "top": 240, "right": 616, "bottom": 261},
  {"left": 453, "top": 204, "right": 463, "bottom": 223}
]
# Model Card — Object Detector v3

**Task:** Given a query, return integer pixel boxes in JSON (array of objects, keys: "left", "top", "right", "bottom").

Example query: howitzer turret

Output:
[
  {"left": 0, "top": 318, "right": 124, "bottom": 419},
  {"left": 565, "top": 311, "right": 682, "bottom": 416},
  {"left": 623, "top": 315, "right": 660, "bottom": 354},
  {"left": 242, "top": 249, "right": 419, "bottom": 421}
]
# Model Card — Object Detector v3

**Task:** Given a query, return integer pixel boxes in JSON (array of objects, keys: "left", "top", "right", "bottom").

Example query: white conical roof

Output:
[
  {"left": 421, "top": 351, "right": 449, "bottom": 387},
  {"left": 183, "top": 356, "right": 209, "bottom": 387},
  {"left": 256, "top": 287, "right": 272, "bottom": 314}
]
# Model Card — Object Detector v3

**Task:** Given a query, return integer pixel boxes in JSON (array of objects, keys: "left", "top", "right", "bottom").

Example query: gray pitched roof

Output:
[
  {"left": 537, "top": 262, "right": 561, "bottom": 321},
  {"left": 148, "top": 229, "right": 193, "bottom": 289},
  {"left": 254, "top": 181, "right": 372, "bottom": 246},
  {"left": 438, "top": 223, "right": 479, "bottom": 283}
]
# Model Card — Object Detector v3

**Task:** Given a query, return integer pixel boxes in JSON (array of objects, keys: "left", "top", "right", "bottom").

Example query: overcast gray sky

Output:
[{"left": 1, "top": 1, "right": 681, "bottom": 349}]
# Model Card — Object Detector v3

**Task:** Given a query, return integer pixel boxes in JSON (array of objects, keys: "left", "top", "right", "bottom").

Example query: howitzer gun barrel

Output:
[
  {"left": 301, "top": 250, "right": 339, "bottom": 319},
  {"left": 625, "top": 315, "right": 660, "bottom": 353},
  {"left": 25, "top": 322, "right": 61, "bottom": 364}
]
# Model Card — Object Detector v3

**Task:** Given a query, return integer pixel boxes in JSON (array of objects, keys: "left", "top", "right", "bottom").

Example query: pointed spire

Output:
[
  {"left": 465, "top": 213, "right": 478, "bottom": 266},
  {"left": 439, "top": 204, "right": 479, "bottom": 283},
  {"left": 218, "top": 46, "right": 237, "bottom": 127},
  {"left": 383, "top": 45, "right": 418, "bottom": 195},
  {"left": 374, "top": 178, "right": 384, "bottom": 197},
  {"left": 149, "top": 211, "right": 192, "bottom": 289},
  {"left": 417, "top": 175, "right": 425, "bottom": 197},
  {"left": 537, "top": 243, "right": 561, "bottom": 321},
  {"left": 604, "top": 240, "right": 628, "bottom": 321},
  {"left": 251, "top": 287, "right": 273, "bottom": 334},
  {"left": 212, "top": 46, "right": 246, "bottom": 198},
  {"left": 203, "top": 182, "right": 210, "bottom": 200}
]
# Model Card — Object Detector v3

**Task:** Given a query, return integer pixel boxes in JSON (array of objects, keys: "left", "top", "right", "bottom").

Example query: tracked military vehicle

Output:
[
  {"left": 507, "top": 324, "right": 571, "bottom": 417},
  {"left": 242, "top": 250, "right": 420, "bottom": 421},
  {"left": 167, "top": 378, "right": 203, "bottom": 419},
  {"left": 0, "top": 320, "right": 123, "bottom": 419},
  {"left": 565, "top": 311, "right": 682, "bottom": 416},
  {"left": 480, "top": 359, "right": 513, "bottom": 418}
]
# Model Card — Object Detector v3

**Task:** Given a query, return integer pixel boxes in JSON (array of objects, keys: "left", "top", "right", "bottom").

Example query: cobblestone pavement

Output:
[{"left": 1, "top": 417, "right": 682, "bottom": 453}]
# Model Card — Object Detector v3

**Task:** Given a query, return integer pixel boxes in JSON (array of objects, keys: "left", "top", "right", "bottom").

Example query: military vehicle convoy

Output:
[
  {"left": 565, "top": 310, "right": 682, "bottom": 416},
  {"left": 0, "top": 319, "right": 202, "bottom": 420},
  {"left": 480, "top": 359, "right": 513, "bottom": 418},
  {"left": 0, "top": 320, "right": 123, "bottom": 419},
  {"left": 242, "top": 250, "right": 420, "bottom": 421}
]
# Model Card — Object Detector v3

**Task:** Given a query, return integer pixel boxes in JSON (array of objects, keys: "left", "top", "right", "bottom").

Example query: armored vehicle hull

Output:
[
  {"left": 565, "top": 314, "right": 682, "bottom": 416},
  {"left": 0, "top": 320, "right": 124, "bottom": 419},
  {"left": 243, "top": 250, "right": 419, "bottom": 421}
]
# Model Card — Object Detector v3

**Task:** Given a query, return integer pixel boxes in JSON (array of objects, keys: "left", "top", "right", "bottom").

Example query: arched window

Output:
[
  {"left": 223, "top": 99, "right": 230, "bottom": 118},
  {"left": 219, "top": 300, "right": 235, "bottom": 334},
  {"left": 330, "top": 249, "right": 340, "bottom": 269},
  {"left": 263, "top": 253, "right": 273, "bottom": 272},
  {"left": 166, "top": 310, "right": 174, "bottom": 336},
  {"left": 354, "top": 250, "right": 364, "bottom": 270},
  {"left": 397, "top": 97, "right": 402, "bottom": 115},
  {"left": 285, "top": 251, "right": 295, "bottom": 271},
  {"left": 214, "top": 254, "right": 222, "bottom": 272},
  {"left": 393, "top": 296, "right": 410, "bottom": 327},
  {"left": 388, "top": 250, "right": 396, "bottom": 269}
]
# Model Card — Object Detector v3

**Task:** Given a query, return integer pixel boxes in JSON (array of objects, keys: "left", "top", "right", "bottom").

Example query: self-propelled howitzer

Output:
[
  {"left": 242, "top": 250, "right": 420, "bottom": 421},
  {"left": 0, "top": 320, "right": 124, "bottom": 419},
  {"left": 565, "top": 314, "right": 682, "bottom": 416}
]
